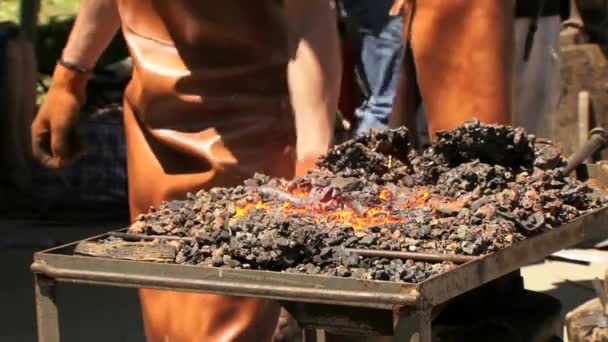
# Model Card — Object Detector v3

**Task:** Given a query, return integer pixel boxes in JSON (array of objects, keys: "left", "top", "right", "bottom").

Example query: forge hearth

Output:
[
  {"left": 78, "top": 120, "right": 608, "bottom": 283},
  {"left": 32, "top": 121, "right": 608, "bottom": 342}
]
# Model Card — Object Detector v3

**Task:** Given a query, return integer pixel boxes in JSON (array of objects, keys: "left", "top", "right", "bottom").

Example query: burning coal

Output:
[{"left": 117, "top": 120, "right": 608, "bottom": 283}]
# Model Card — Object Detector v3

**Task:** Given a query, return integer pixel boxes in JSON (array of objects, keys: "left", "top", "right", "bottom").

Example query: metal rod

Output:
[
  {"left": 35, "top": 274, "right": 60, "bottom": 342},
  {"left": 31, "top": 261, "right": 420, "bottom": 307},
  {"left": 394, "top": 308, "right": 432, "bottom": 342},
  {"left": 110, "top": 232, "right": 193, "bottom": 242},
  {"left": 112, "top": 233, "right": 477, "bottom": 263},
  {"left": 344, "top": 248, "right": 477, "bottom": 264},
  {"left": 564, "top": 127, "right": 608, "bottom": 175}
]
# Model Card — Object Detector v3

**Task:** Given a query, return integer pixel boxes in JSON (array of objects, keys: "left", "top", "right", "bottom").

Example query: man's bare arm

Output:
[
  {"left": 61, "top": 0, "right": 120, "bottom": 69},
  {"left": 31, "top": 0, "right": 120, "bottom": 169},
  {"left": 286, "top": 0, "right": 342, "bottom": 161}
]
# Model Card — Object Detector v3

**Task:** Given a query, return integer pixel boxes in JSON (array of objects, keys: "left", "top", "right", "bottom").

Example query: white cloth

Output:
[{"left": 512, "top": 16, "right": 561, "bottom": 136}]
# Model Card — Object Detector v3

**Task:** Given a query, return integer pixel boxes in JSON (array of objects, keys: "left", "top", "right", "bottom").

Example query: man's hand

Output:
[
  {"left": 31, "top": 0, "right": 120, "bottom": 169},
  {"left": 31, "top": 64, "right": 88, "bottom": 169}
]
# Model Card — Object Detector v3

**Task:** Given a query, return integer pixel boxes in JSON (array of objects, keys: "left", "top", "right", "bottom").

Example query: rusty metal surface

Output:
[
  {"left": 31, "top": 204, "right": 608, "bottom": 311},
  {"left": 30, "top": 163, "right": 608, "bottom": 332},
  {"left": 31, "top": 165, "right": 608, "bottom": 341},
  {"left": 420, "top": 206, "right": 608, "bottom": 305},
  {"left": 31, "top": 250, "right": 420, "bottom": 309},
  {"left": 344, "top": 248, "right": 477, "bottom": 264},
  {"left": 34, "top": 275, "right": 59, "bottom": 342},
  {"left": 394, "top": 307, "right": 433, "bottom": 342}
]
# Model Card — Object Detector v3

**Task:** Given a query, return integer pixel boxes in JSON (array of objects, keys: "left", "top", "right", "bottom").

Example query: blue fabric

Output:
[
  {"left": 340, "top": 0, "right": 404, "bottom": 135},
  {"left": 31, "top": 106, "right": 129, "bottom": 210}
]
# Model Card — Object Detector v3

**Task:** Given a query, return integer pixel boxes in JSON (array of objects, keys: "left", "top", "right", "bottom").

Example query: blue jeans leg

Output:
[{"left": 341, "top": 0, "right": 404, "bottom": 135}]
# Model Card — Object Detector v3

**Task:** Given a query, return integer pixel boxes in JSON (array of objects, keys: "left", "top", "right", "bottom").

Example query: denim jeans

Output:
[{"left": 340, "top": 0, "right": 404, "bottom": 135}]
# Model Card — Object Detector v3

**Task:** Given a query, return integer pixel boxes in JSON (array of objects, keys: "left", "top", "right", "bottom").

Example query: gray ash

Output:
[{"left": 124, "top": 120, "right": 607, "bottom": 283}]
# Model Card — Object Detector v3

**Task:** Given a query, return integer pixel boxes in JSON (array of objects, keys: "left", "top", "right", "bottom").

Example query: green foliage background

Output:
[
  {"left": 0, "top": 0, "right": 78, "bottom": 23},
  {"left": 0, "top": 0, "right": 129, "bottom": 102}
]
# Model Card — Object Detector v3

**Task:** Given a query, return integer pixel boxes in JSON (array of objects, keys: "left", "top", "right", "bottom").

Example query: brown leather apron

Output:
[
  {"left": 391, "top": 0, "right": 515, "bottom": 136},
  {"left": 116, "top": 1, "right": 295, "bottom": 340}
]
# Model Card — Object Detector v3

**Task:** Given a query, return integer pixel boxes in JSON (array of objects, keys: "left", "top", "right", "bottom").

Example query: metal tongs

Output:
[
  {"left": 496, "top": 128, "right": 608, "bottom": 233},
  {"left": 563, "top": 127, "right": 608, "bottom": 176}
]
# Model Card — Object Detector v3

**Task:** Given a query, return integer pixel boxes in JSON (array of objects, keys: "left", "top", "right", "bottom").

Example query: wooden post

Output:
[
  {"left": 578, "top": 91, "right": 590, "bottom": 160},
  {"left": 19, "top": 0, "right": 40, "bottom": 42},
  {"left": 604, "top": 269, "right": 608, "bottom": 317}
]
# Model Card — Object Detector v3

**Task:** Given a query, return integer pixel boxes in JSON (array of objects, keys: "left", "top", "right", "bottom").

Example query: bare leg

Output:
[{"left": 410, "top": 0, "right": 515, "bottom": 136}]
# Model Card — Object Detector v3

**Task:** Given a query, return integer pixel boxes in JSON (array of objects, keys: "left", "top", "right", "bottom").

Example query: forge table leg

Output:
[
  {"left": 394, "top": 308, "right": 432, "bottom": 342},
  {"left": 34, "top": 274, "right": 60, "bottom": 342},
  {"left": 303, "top": 328, "right": 318, "bottom": 342}
]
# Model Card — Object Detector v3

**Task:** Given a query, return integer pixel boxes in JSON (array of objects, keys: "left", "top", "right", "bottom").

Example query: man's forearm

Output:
[
  {"left": 61, "top": 0, "right": 120, "bottom": 70},
  {"left": 286, "top": 0, "right": 341, "bottom": 160}
]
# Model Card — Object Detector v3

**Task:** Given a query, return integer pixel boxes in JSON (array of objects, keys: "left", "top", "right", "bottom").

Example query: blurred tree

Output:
[{"left": 19, "top": 0, "right": 39, "bottom": 41}]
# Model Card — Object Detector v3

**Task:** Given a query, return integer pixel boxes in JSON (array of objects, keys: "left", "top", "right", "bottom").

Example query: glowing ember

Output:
[
  {"left": 379, "top": 188, "right": 392, "bottom": 201},
  {"left": 120, "top": 123, "right": 607, "bottom": 283},
  {"left": 417, "top": 190, "right": 430, "bottom": 208},
  {"left": 234, "top": 201, "right": 271, "bottom": 217},
  {"left": 290, "top": 187, "right": 309, "bottom": 198},
  {"left": 232, "top": 186, "right": 424, "bottom": 230},
  {"left": 310, "top": 207, "right": 406, "bottom": 230}
]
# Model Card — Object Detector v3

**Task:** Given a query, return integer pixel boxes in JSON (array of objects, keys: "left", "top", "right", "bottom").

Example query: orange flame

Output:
[
  {"left": 379, "top": 188, "right": 392, "bottom": 201},
  {"left": 290, "top": 188, "right": 309, "bottom": 198},
  {"left": 293, "top": 207, "right": 406, "bottom": 230},
  {"left": 418, "top": 191, "right": 430, "bottom": 208},
  {"left": 232, "top": 187, "right": 439, "bottom": 230},
  {"left": 234, "top": 201, "right": 271, "bottom": 217}
]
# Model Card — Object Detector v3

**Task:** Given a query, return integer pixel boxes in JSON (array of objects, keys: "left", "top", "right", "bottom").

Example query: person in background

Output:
[
  {"left": 389, "top": 0, "right": 571, "bottom": 147},
  {"left": 338, "top": 0, "right": 404, "bottom": 135},
  {"left": 389, "top": 0, "right": 514, "bottom": 146},
  {"left": 30, "top": 1, "right": 341, "bottom": 341}
]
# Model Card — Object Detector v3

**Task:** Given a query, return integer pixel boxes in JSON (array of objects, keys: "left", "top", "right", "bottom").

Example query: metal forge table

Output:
[{"left": 31, "top": 164, "right": 608, "bottom": 342}]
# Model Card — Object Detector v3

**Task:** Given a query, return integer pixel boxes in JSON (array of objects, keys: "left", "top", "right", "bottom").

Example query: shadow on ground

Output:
[{"left": 542, "top": 279, "right": 599, "bottom": 317}]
